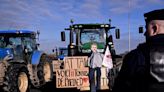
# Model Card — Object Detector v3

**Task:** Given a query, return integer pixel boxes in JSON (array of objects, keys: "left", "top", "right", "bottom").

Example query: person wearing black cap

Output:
[{"left": 112, "top": 9, "right": 164, "bottom": 92}]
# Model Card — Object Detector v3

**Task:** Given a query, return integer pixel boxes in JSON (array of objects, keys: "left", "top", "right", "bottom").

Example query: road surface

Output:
[{"left": 30, "top": 79, "right": 111, "bottom": 92}]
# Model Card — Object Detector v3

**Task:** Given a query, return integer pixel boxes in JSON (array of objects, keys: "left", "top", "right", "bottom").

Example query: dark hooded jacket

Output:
[{"left": 112, "top": 34, "right": 164, "bottom": 92}]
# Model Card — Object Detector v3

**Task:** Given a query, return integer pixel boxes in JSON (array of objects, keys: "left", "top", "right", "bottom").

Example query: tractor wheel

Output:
[
  {"left": 3, "top": 64, "right": 29, "bottom": 92},
  {"left": 37, "top": 56, "right": 53, "bottom": 86},
  {"left": 37, "top": 61, "right": 46, "bottom": 86},
  {"left": 18, "top": 72, "right": 29, "bottom": 92},
  {"left": 43, "top": 61, "right": 53, "bottom": 82}
]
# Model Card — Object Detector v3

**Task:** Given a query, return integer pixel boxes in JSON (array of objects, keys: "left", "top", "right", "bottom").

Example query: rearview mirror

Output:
[
  {"left": 115, "top": 29, "right": 120, "bottom": 39},
  {"left": 36, "top": 30, "right": 40, "bottom": 40},
  {"left": 52, "top": 49, "right": 55, "bottom": 53},
  {"left": 61, "top": 31, "right": 65, "bottom": 41},
  {"left": 139, "top": 26, "right": 144, "bottom": 33}
]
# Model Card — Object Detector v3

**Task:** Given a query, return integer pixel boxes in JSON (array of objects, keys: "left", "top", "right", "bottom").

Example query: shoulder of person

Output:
[
  {"left": 123, "top": 43, "right": 147, "bottom": 67},
  {"left": 137, "top": 43, "right": 148, "bottom": 51},
  {"left": 124, "top": 49, "right": 139, "bottom": 62},
  {"left": 125, "top": 43, "right": 147, "bottom": 57}
]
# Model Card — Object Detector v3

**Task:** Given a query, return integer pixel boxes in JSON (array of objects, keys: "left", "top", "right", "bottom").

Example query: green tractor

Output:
[
  {"left": 58, "top": 20, "right": 121, "bottom": 90},
  {"left": 61, "top": 20, "right": 120, "bottom": 57},
  {"left": 0, "top": 30, "right": 53, "bottom": 92}
]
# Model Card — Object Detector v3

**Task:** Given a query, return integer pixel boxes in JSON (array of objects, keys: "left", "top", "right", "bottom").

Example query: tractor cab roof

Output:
[
  {"left": 65, "top": 23, "right": 115, "bottom": 30},
  {"left": 0, "top": 30, "right": 35, "bottom": 34},
  {"left": 73, "top": 24, "right": 111, "bottom": 29},
  {"left": 0, "top": 30, "right": 36, "bottom": 37}
]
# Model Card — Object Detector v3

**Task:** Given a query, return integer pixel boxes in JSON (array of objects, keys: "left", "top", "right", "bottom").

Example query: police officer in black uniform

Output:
[{"left": 112, "top": 9, "right": 164, "bottom": 92}]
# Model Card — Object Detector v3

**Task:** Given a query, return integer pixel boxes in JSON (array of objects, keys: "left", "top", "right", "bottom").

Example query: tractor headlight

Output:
[
  {"left": 74, "top": 25, "right": 78, "bottom": 28},
  {"left": 105, "top": 25, "right": 109, "bottom": 27},
  {"left": 101, "top": 25, "right": 105, "bottom": 27},
  {"left": 79, "top": 25, "right": 82, "bottom": 28}
]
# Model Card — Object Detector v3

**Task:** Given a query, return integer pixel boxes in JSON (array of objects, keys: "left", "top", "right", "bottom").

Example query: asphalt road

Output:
[
  {"left": 0, "top": 78, "right": 111, "bottom": 92},
  {"left": 0, "top": 81, "right": 110, "bottom": 92},
  {"left": 30, "top": 79, "right": 111, "bottom": 92}
]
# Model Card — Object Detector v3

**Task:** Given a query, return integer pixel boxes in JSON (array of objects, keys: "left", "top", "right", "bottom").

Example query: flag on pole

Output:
[{"left": 102, "top": 46, "right": 113, "bottom": 69}]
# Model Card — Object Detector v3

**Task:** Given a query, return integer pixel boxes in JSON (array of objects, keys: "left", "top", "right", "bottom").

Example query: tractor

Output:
[
  {"left": 0, "top": 30, "right": 52, "bottom": 92},
  {"left": 53, "top": 19, "right": 121, "bottom": 91},
  {"left": 61, "top": 20, "right": 120, "bottom": 58},
  {"left": 57, "top": 47, "right": 68, "bottom": 60}
]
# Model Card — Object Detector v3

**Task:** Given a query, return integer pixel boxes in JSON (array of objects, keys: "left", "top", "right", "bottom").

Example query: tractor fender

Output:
[{"left": 31, "top": 51, "right": 45, "bottom": 65}]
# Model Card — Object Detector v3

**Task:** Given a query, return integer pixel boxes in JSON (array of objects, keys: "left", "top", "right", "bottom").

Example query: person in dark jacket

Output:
[{"left": 112, "top": 9, "right": 164, "bottom": 92}]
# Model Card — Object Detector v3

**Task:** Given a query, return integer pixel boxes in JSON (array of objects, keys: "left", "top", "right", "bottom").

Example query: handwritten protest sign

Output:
[
  {"left": 56, "top": 68, "right": 89, "bottom": 88},
  {"left": 54, "top": 56, "right": 109, "bottom": 90},
  {"left": 64, "top": 56, "right": 88, "bottom": 69}
]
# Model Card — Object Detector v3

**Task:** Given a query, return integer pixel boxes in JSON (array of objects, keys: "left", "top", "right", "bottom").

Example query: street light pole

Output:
[{"left": 128, "top": 0, "right": 131, "bottom": 51}]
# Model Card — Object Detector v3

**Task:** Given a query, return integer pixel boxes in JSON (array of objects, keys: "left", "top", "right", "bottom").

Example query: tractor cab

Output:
[
  {"left": 80, "top": 24, "right": 111, "bottom": 54},
  {"left": 56, "top": 20, "right": 121, "bottom": 90},
  {"left": 61, "top": 20, "right": 120, "bottom": 56},
  {"left": 0, "top": 30, "right": 38, "bottom": 61}
]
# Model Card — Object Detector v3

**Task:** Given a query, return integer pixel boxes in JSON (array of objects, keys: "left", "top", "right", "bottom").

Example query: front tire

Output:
[
  {"left": 37, "top": 56, "right": 53, "bottom": 85},
  {"left": 18, "top": 72, "right": 29, "bottom": 92},
  {"left": 3, "top": 64, "right": 29, "bottom": 92}
]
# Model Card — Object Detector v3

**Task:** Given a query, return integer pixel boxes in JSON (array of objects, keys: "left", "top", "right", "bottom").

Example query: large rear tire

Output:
[{"left": 3, "top": 64, "right": 29, "bottom": 92}]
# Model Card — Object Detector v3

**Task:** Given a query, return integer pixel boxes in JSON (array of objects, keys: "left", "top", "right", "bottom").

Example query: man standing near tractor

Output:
[{"left": 88, "top": 43, "right": 104, "bottom": 92}]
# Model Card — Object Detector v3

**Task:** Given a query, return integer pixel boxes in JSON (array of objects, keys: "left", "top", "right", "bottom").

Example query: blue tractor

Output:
[
  {"left": 57, "top": 47, "right": 68, "bottom": 60},
  {"left": 0, "top": 30, "right": 52, "bottom": 92}
]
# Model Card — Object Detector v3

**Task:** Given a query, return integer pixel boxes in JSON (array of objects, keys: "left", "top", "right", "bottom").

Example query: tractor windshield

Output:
[
  {"left": 23, "top": 37, "right": 36, "bottom": 52},
  {"left": 0, "top": 36, "right": 21, "bottom": 48},
  {"left": 0, "top": 33, "right": 36, "bottom": 60},
  {"left": 80, "top": 29, "right": 106, "bottom": 53},
  {"left": 0, "top": 36, "right": 22, "bottom": 60}
]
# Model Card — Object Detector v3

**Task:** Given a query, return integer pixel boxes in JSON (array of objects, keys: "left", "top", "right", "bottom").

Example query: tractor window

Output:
[
  {"left": 23, "top": 37, "right": 36, "bottom": 52},
  {"left": 0, "top": 36, "right": 23, "bottom": 55},
  {"left": 0, "top": 37, "right": 5, "bottom": 48},
  {"left": 59, "top": 48, "right": 68, "bottom": 56},
  {"left": 8, "top": 37, "right": 22, "bottom": 48},
  {"left": 0, "top": 36, "right": 22, "bottom": 49},
  {"left": 80, "top": 29, "right": 106, "bottom": 52},
  {"left": 6, "top": 37, "right": 23, "bottom": 58},
  {"left": 81, "top": 29, "right": 105, "bottom": 43}
]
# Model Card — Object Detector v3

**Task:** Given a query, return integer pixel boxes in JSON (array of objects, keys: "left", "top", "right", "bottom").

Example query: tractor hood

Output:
[{"left": 0, "top": 48, "right": 13, "bottom": 61}]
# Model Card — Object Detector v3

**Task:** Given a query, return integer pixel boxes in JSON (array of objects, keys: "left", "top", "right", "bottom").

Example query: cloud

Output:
[
  {"left": 55, "top": 0, "right": 103, "bottom": 19},
  {"left": 106, "top": 0, "right": 142, "bottom": 14},
  {"left": 1, "top": 0, "right": 148, "bottom": 29},
  {"left": 0, "top": 0, "right": 163, "bottom": 28},
  {"left": 76, "top": 0, "right": 102, "bottom": 18},
  {"left": 0, "top": 0, "right": 61, "bottom": 29},
  {"left": 104, "top": 0, "right": 164, "bottom": 14}
]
